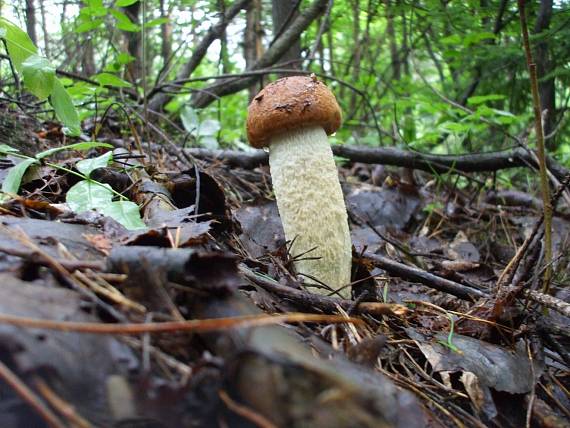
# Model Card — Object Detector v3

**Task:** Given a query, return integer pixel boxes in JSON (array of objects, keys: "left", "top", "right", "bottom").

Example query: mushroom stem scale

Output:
[{"left": 269, "top": 125, "right": 352, "bottom": 297}]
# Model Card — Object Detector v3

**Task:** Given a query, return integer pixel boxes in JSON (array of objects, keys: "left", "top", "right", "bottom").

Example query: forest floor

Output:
[{"left": 0, "top": 111, "right": 569, "bottom": 428}]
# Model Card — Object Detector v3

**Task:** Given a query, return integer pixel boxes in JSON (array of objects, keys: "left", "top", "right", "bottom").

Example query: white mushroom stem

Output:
[{"left": 268, "top": 125, "right": 352, "bottom": 298}]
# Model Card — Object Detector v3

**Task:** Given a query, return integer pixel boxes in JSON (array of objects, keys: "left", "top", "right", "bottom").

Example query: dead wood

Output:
[{"left": 184, "top": 146, "right": 569, "bottom": 180}]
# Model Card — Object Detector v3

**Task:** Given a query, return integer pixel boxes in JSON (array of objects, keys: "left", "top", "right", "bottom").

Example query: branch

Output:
[
  {"left": 184, "top": 145, "right": 569, "bottom": 181},
  {"left": 147, "top": 0, "right": 251, "bottom": 112},
  {"left": 0, "top": 53, "right": 139, "bottom": 99},
  {"left": 189, "top": 0, "right": 330, "bottom": 109},
  {"left": 518, "top": 0, "right": 553, "bottom": 293}
]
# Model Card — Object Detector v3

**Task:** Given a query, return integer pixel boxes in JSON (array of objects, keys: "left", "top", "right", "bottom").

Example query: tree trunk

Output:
[
  {"left": 25, "top": 0, "right": 37, "bottom": 46},
  {"left": 218, "top": 0, "right": 231, "bottom": 74},
  {"left": 244, "top": 0, "right": 264, "bottom": 100},
  {"left": 159, "top": 0, "right": 172, "bottom": 66},
  {"left": 348, "top": 0, "right": 361, "bottom": 113},
  {"left": 147, "top": 0, "right": 251, "bottom": 113},
  {"left": 82, "top": 39, "right": 96, "bottom": 76},
  {"left": 60, "top": 0, "right": 77, "bottom": 73},
  {"left": 385, "top": 0, "right": 400, "bottom": 81},
  {"left": 190, "top": 0, "right": 328, "bottom": 109},
  {"left": 123, "top": 2, "right": 142, "bottom": 84},
  {"left": 534, "top": 0, "right": 556, "bottom": 148},
  {"left": 272, "top": 0, "right": 301, "bottom": 72},
  {"left": 326, "top": 11, "right": 335, "bottom": 76},
  {"left": 39, "top": 0, "right": 49, "bottom": 57},
  {"left": 77, "top": 3, "right": 95, "bottom": 76}
]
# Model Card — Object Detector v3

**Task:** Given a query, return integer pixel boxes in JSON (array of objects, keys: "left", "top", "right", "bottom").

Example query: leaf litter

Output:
[{"left": 0, "top": 124, "right": 568, "bottom": 427}]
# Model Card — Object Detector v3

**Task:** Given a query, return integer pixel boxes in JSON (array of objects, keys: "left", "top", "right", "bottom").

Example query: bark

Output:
[
  {"left": 60, "top": 0, "right": 76, "bottom": 72},
  {"left": 159, "top": 0, "right": 172, "bottom": 65},
  {"left": 533, "top": 0, "right": 556, "bottom": 148},
  {"left": 25, "top": 0, "right": 37, "bottom": 46},
  {"left": 82, "top": 38, "right": 96, "bottom": 77},
  {"left": 385, "top": 0, "right": 400, "bottom": 81},
  {"left": 348, "top": 0, "right": 361, "bottom": 113},
  {"left": 182, "top": 145, "right": 569, "bottom": 182},
  {"left": 457, "top": 0, "right": 508, "bottom": 106},
  {"left": 244, "top": 0, "right": 264, "bottom": 100},
  {"left": 123, "top": 2, "right": 142, "bottom": 84},
  {"left": 147, "top": 0, "right": 251, "bottom": 113},
  {"left": 218, "top": 0, "right": 231, "bottom": 74},
  {"left": 39, "top": 0, "right": 49, "bottom": 57},
  {"left": 271, "top": 0, "right": 301, "bottom": 73},
  {"left": 326, "top": 10, "right": 335, "bottom": 76},
  {"left": 78, "top": 1, "right": 95, "bottom": 76},
  {"left": 190, "top": 0, "right": 329, "bottom": 109}
]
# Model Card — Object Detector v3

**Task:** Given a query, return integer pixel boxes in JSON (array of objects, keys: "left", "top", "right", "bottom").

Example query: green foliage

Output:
[
  {"left": 65, "top": 151, "right": 146, "bottom": 230},
  {"left": 21, "top": 55, "right": 55, "bottom": 99},
  {"left": 50, "top": 80, "right": 81, "bottom": 135},
  {"left": 0, "top": 142, "right": 111, "bottom": 195},
  {"left": 0, "top": 143, "right": 144, "bottom": 230},
  {"left": 181, "top": 106, "right": 221, "bottom": 149},
  {"left": 93, "top": 72, "right": 133, "bottom": 88},
  {"left": 2, "top": 158, "right": 38, "bottom": 195},
  {"left": 2, "top": 0, "right": 570, "bottom": 169},
  {"left": 0, "top": 18, "right": 80, "bottom": 135}
]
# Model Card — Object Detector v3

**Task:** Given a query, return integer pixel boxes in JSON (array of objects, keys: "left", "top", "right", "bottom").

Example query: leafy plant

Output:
[
  {"left": 0, "top": 143, "right": 145, "bottom": 230},
  {"left": 180, "top": 106, "right": 221, "bottom": 149},
  {"left": 0, "top": 18, "right": 80, "bottom": 136},
  {"left": 437, "top": 313, "right": 461, "bottom": 354},
  {"left": 65, "top": 151, "right": 146, "bottom": 230}
]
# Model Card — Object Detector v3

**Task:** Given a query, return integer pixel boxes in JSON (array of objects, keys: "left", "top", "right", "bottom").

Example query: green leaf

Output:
[
  {"left": 0, "top": 18, "right": 37, "bottom": 72},
  {"left": 440, "top": 122, "right": 471, "bottom": 133},
  {"left": 440, "top": 34, "right": 461, "bottom": 45},
  {"left": 464, "top": 32, "right": 495, "bottom": 47},
  {"left": 467, "top": 94, "right": 506, "bottom": 105},
  {"left": 93, "top": 72, "right": 132, "bottom": 88},
  {"left": 76, "top": 151, "right": 113, "bottom": 176},
  {"left": 199, "top": 136, "right": 219, "bottom": 150},
  {"left": 66, "top": 180, "right": 113, "bottom": 212},
  {"left": 81, "top": 6, "right": 108, "bottom": 17},
  {"left": 86, "top": 0, "right": 104, "bottom": 8},
  {"left": 198, "top": 119, "right": 221, "bottom": 136},
  {"left": 75, "top": 18, "right": 105, "bottom": 33},
  {"left": 181, "top": 106, "right": 199, "bottom": 134},
  {"left": 21, "top": 55, "right": 55, "bottom": 100},
  {"left": 36, "top": 142, "right": 113, "bottom": 160},
  {"left": 0, "top": 144, "right": 20, "bottom": 155},
  {"left": 1, "top": 158, "right": 39, "bottom": 194},
  {"left": 144, "top": 17, "right": 169, "bottom": 28},
  {"left": 116, "top": 53, "right": 135, "bottom": 65},
  {"left": 101, "top": 200, "right": 146, "bottom": 230},
  {"left": 115, "top": 0, "right": 139, "bottom": 6},
  {"left": 109, "top": 9, "right": 140, "bottom": 32},
  {"left": 50, "top": 79, "right": 81, "bottom": 136}
]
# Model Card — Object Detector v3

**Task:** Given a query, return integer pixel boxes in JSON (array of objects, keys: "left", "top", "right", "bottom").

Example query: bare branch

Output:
[
  {"left": 147, "top": 0, "right": 252, "bottom": 112},
  {"left": 189, "top": 0, "right": 330, "bottom": 109}
]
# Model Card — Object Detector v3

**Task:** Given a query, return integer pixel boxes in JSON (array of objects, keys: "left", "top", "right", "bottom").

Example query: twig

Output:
[
  {"left": 34, "top": 378, "right": 92, "bottom": 428},
  {"left": 517, "top": 0, "right": 553, "bottom": 293},
  {"left": 219, "top": 390, "right": 278, "bottom": 428},
  {"left": 240, "top": 265, "right": 408, "bottom": 317},
  {"left": 363, "top": 252, "right": 486, "bottom": 300},
  {"left": 182, "top": 145, "right": 569, "bottom": 181},
  {"left": 0, "top": 312, "right": 363, "bottom": 334},
  {"left": 0, "top": 225, "right": 126, "bottom": 322},
  {"left": 306, "top": 0, "right": 334, "bottom": 64},
  {"left": 495, "top": 173, "right": 570, "bottom": 292},
  {"left": 0, "top": 360, "right": 65, "bottom": 428}
]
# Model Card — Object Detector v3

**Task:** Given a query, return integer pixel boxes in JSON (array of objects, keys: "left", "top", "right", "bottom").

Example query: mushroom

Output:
[{"left": 247, "top": 75, "right": 352, "bottom": 298}]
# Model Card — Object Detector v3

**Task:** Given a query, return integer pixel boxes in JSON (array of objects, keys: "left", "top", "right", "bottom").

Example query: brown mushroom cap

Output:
[{"left": 246, "top": 75, "right": 342, "bottom": 148}]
